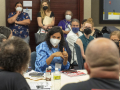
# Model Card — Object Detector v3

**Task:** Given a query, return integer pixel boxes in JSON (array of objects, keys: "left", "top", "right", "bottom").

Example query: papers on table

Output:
[{"left": 24, "top": 70, "right": 45, "bottom": 81}]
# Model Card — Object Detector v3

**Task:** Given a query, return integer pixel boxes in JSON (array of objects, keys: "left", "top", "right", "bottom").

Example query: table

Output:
[{"left": 25, "top": 70, "right": 90, "bottom": 89}]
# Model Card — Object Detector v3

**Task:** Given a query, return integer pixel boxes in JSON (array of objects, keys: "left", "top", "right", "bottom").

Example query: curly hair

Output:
[
  {"left": 0, "top": 26, "right": 12, "bottom": 39},
  {"left": 45, "top": 26, "right": 65, "bottom": 52},
  {"left": 0, "top": 37, "right": 30, "bottom": 72}
]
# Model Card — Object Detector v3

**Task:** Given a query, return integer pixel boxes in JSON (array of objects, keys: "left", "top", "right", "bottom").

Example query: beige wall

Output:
[
  {"left": 0, "top": 0, "right": 6, "bottom": 26},
  {"left": 84, "top": 0, "right": 91, "bottom": 19}
]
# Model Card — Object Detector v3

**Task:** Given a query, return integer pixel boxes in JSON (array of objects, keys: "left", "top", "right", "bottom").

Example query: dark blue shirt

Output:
[
  {"left": 58, "top": 19, "right": 71, "bottom": 38},
  {"left": 79, "top": 34, "right": 94, "bottom": 52},
  {"left": 8, "top": 12, "right": 30, "bottom": 38}
]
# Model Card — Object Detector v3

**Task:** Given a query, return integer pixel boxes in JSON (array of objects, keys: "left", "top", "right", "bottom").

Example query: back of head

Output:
[
  {"left": 0, "top": 26, "right": 11, "bottom": 39},
  {"left": 0, "top": 34, "right": 7, "bottom": 42},
  {"left": 0, "top": 37, "right": 30, "bottom": 73},
  {"left": 84, "top": 18, "right": 94, "bottom": 27},
  {"left": 85, "top": 38, "right": 119, "bottom": 72}
]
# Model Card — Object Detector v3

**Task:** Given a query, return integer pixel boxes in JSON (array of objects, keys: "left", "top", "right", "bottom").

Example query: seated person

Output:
[
  {"left": 0, "top": 37, "right": 30, "bottom": 90},
  {"left": 58, "top": 10, "right": 73, "bottom": 38},
  {"left": 80, "top": 18, "right": 102, "bottom": 38},
  {"left": 0, "top": 34, "right": 7, "bottom": 42},
  {"left": 79, "top": 19, "right": 87, "bottom": 33},
  {"left": 61, "top": 38, "right": 120, "bottom": 90},
  {"left": 78, "top": 18, "right": 94, "bottom": 59},
  {"left": 0, "top": 34, "right": 7, "bottom": 49},
  {"left": 0, "top": 26, "right": 12, "bottom": 39},
  {"left": 66, "top": 19, "right": 83, "bottom": 68},
  {"left": 35, "top": 26, "right": 70, "bottom": 73},
  {"left": 110, "top": 31, "right": 120, "bottom": 51},
  {"left": 37, "top": 0, "right": 55, "bottom": 33}
]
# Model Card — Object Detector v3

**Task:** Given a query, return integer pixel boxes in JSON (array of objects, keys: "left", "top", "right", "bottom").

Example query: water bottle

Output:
[
  {"left": 53, "top": 68, "right": 61, "bottom": 90},
  {"left": 46, "top": 66, "right": 52, "bottom": 81}
]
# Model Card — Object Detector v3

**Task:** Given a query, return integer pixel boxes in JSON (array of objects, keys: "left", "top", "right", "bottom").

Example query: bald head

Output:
[{"left": 85, "top": 38, "right": 119, "bottom": 70}]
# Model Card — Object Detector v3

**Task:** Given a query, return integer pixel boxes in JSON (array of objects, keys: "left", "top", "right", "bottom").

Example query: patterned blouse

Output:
[
  {"left": 8, "top": 12, "right": 30, "bottom": 38},
  {"left": 35, "top": 41, "right": 70, "bottom": 73}
]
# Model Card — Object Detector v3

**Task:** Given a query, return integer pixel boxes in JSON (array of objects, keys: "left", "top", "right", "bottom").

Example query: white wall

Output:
[{"left": 0, "top": 0, "right": 6, "bottom": 26}]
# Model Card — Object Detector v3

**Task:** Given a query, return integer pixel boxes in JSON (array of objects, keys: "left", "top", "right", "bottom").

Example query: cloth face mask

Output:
[{"left": 72, "top": 27, "right": 79, "bottom": 33}]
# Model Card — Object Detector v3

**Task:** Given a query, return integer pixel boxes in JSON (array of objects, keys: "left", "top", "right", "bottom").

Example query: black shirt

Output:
[
  {"left": 37, "top": 11, "right": 54, "bottom": 18},
  {"left": 0, "top": 69, "right": 30, "bottom": 90},
  {"left": 61, "top": 78, "right": 120, "bottom": 90}
]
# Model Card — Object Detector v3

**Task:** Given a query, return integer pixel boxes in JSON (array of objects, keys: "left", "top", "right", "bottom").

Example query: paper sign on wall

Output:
[
  {"left": 23, "top": 9, "right": 32, "bottom": 20},
  {"left": 23, "top": 1, "right": 32, "bottom": 7}
]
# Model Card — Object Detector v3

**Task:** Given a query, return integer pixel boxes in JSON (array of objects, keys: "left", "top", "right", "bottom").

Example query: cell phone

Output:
[{"left": 29, "top": 72, "right": 44, "bottom": 77}]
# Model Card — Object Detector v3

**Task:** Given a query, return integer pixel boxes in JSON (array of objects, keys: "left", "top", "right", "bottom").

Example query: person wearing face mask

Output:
[
  {"left": 110, "top": 31, "right": 120, "bottom": 52},
  {"left": 35, "top": 26, "right": 70, "bottom": 73},
  {"left": 66, "top": 19, "right": 83, "bottom": 69},
  {"left": 78, "top": 18, "right": 94, "bottom": 59},
  {"left": 58, "top": 10, "right": 73, "bottom": 38},
  {"left": 37, "top": 0, "right": 55, "bottom": 33},
  {"left": 7, "top": 2, "right": 30, "bottom": 44}
]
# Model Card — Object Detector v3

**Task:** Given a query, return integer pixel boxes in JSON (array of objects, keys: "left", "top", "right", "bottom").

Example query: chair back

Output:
[{"left": 74, "top": 43, "right": 84, "bottom": 69}]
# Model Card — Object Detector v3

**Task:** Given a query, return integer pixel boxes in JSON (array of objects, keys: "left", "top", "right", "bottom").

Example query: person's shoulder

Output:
[
  {"left": 61, "top": 81, "right": 88, "bottom": 90},
  {"left": 36, "top": 41, "right": 49, "bottom": 52},
  {"left": 9, "top": 12, "right": 16, "bottom": 15}
]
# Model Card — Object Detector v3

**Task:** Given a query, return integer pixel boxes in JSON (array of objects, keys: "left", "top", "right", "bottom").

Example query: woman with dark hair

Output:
[{"left": 35, "top": 26, "right": 70, "bottom": 72}]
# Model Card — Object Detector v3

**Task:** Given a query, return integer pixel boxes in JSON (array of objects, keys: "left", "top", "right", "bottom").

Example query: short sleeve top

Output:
[
  {"left": 37, "top": 11, "right": 54, "bottom": 18},
  {"left": 8, "top": 12, "right": 30, "bottom": 38}
]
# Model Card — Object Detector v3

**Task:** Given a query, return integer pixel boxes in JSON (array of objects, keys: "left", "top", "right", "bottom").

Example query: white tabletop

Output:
[{"left": 25, "top": 70, "right": 90, "bottom": 89}]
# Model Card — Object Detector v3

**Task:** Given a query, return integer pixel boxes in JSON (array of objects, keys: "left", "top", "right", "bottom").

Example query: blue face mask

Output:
[{"left": 72, "top": 27, "right": 79, "bottom": 33}]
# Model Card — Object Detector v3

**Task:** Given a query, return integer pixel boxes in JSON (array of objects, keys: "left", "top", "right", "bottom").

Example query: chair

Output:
[
  {"left": 103, "top": 33, "right": 110, "bottom": 38},
  {"left": 74, "top": 43, "right": 84, "bottom": 69},
  {"left": 30, "top": 51, "right": 36, "bottom": 70},
  {"left": 65, "top": 39, "right": 71, "bottom": 63}
]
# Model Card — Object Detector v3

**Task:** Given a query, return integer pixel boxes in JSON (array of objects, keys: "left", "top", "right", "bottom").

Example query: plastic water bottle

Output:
[
  {"left": 46, "top": 66, "right": 52, "bottom": 81},
  {"left": 53, "top": 68, "right": 61, "bottom": 90}
]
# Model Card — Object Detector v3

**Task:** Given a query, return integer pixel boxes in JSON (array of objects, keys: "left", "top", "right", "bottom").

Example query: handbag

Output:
[
  {"left": 34, "top": 28, "right": 46, "bottom": 45},
  {"left": 71, "top": 46, "right": 78, "bottom": 66}
]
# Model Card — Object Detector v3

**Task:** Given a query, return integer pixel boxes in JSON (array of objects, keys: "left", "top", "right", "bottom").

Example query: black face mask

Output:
[
  {"left": 114, "top": 41, "right": 119, "bottom": 48},
  {"left": 43, "top": 6, "right": 48, "bottom": 10},
  {"left": 84, "top": 28, "right": 92, "bottom": 35}
]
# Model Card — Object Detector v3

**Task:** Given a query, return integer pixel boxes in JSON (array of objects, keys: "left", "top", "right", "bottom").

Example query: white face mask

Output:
[
  {"left": 16, "top": 7, "right": 22, "bottom": 12},
  {"left": 65, "top": 15, "right": 72, "bottom": 21},
  {"left": 50, "top": 38, "right": 60, "bottom": 47}
]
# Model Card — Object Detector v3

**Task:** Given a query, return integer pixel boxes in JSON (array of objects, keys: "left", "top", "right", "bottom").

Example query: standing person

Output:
[
  {"left": 35, "top": 26, "right": 70, "bottom": 73},
  {"left": 58, "top": 10, "right": 73, "bottom": 38},
  {"left": 61, "top": 38, "right": 120, "bottom": 90},
  {"left": 7, "top": 2, "right": 30, "bottom": 44},
  {"left": 37, "top": 0, "right": 55, "bottom": 33},
  {"left": 0, "top": 37, "right": 31, "bottom": 90}
]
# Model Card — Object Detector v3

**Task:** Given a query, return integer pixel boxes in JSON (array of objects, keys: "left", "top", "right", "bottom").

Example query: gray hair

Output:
[
  {"left": 0, "top": 34, "right": 7, "bottom": 42},
  {"left": 70, "top": 18, "right": 80, "bottom": 25},
  {"left": 65, "top": 10, "right": 73, "bottom": 16}
]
